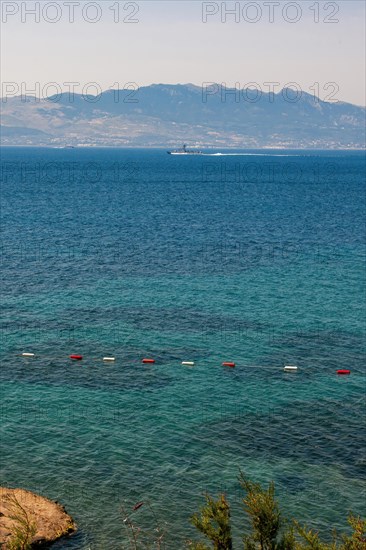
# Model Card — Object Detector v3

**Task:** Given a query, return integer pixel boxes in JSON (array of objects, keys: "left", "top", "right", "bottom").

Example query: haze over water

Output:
[{"left": 1, "top": 147, "right": 365, "bottom": 548}]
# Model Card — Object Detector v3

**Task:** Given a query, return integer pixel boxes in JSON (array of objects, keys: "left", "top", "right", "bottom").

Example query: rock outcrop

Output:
[{"left": 0, "top": 487, "right": 76, "bottom": 548}]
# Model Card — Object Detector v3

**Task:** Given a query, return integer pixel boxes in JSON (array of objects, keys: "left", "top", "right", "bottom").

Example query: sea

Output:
[{"left": 0, "top": 147, "right": 365, "bottom": 549}]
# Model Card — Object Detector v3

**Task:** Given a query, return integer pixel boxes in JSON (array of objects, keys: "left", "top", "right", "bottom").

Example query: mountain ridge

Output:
[{"left": 1, "top": 83, "right": 365, "bottom": 148}]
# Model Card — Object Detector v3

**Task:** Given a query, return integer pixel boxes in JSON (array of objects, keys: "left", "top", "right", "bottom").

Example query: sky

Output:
[{"left": 1, "top": 0, "right": 365, "bottom": 106}]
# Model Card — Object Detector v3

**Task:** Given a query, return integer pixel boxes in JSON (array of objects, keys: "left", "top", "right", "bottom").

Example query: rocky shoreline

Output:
[{"left": 0, "top": 488, "right": 76, "bottom": 549}]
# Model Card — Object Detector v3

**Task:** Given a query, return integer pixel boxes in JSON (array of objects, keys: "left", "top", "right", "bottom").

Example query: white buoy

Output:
[
  {"left": 182, "top": 361, "right": 195, "bottom": 366},
  {"left": 103, "top": 357, "right": 115, "bottom": 362},
  {"left": 284, "top": 365, "right": 298, "bottom": 372},
  {"left": 22, "top": 352, "right": 35, "bottom": 357}
]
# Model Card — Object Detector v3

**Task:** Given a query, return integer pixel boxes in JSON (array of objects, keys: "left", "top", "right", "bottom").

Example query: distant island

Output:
[{"left": 1, "top": 83, "right": 365, "bottom": 149}]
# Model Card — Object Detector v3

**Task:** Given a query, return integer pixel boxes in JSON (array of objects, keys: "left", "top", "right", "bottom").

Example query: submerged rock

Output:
[{"left": 0, "top": 487, "right": 76, "bottom": 548}]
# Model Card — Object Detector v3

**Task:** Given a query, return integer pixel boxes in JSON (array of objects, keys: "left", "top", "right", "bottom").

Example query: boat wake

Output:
[{"left": 201, "top": 152, "right": 302, "bottom": 157}]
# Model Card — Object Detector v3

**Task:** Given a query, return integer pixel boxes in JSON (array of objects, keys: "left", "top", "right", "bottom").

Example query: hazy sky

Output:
[{"left": 1, "top": 0, "right": 365, "bottom": 105}]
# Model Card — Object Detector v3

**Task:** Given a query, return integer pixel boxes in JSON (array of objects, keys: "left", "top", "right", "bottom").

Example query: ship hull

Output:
[{"left": 167, "top": 151, "right": 202, "bottom": 155}]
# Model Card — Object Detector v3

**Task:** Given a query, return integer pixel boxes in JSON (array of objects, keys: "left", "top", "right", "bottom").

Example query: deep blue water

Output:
[{"left": 0, "top": 147, "right": 365, "bottom": 549}]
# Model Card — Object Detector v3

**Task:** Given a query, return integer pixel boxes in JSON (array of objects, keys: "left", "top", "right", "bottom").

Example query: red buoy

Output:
[
  {"left": 70, "top": 354, "right": 83, "bottom": 360},
  {"left": 142, "top": 358, "right": 155, "bottom": 364},
  {"left": 337, "top": 369, "right": 351, "bottom": 375},
  {"left": 222, "top": 362, "right": 235, "bottom": 368}
]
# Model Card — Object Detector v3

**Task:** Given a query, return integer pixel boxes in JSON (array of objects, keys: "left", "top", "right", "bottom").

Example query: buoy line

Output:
[{"left": 15, "top": 354, "right": 353, "bottom": 375}]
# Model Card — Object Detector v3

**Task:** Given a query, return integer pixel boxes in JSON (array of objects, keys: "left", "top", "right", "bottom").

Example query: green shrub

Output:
[
  {"left": 4, "top": 493, "right": 37, "bottom": 550},
  {"left": 189, "top": 475, "right": 365, "bottom": 550},
  {"left": 190, "top": 493, "right": 233, "bottom": 550}
]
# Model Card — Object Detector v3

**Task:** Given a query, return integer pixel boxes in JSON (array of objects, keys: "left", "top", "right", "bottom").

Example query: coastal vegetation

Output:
[
  {"left": 1, "top": 493, "right": 36, "bottom": 550},
  {"left": 186, "top": 473, "right": 365, "bottom": 550},
  {"left": 121, "top": 473, "right": 365, "bottom": 550},
  {"left": 1, "top": 476, "right": 364, "bottom": 549}
]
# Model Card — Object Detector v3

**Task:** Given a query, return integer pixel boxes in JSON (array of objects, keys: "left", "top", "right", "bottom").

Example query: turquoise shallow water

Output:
[{"left": 0, "top": 148, "right": 365, "bottom": 548}]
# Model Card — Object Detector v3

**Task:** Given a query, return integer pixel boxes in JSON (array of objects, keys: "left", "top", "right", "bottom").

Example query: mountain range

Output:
[{"left": 1, "top": 83, "right": 365, "bottom": 148}]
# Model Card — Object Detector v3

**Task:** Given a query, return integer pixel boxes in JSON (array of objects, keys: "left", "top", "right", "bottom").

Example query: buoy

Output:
[
  {"left": 103, "top": 357, "right": 115, "bottom": 362},
  {"left": 142, "top": 358, "right": 155, "bottom": 364},
  {"left": 284, "top": 365, "right": 298, "bottom": 372},
  {"left": 337, "top": 369, "right": 351, "bottom": 375},
  {"left": 222, "top": 362, "right": 235, "bottom": 368},
  {"left": 70, "top": 354, "right": 83, "bottom": 360},
  {"left": 22, "top": 352, "right": 35, "bottom": 357},
  {"left": 182, "top": 361, "right": 195, "bottom": 366}
]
